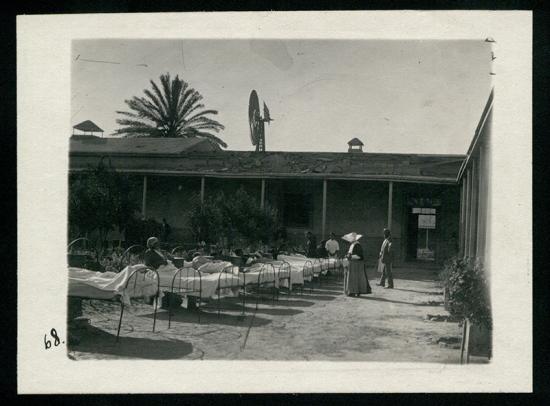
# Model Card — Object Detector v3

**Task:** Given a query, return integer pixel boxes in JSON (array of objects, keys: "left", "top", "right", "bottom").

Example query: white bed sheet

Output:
[
  {"left": 237, "top": 263, "right": 280, "bottom": 288},
  {"left": 68, "top": 265, "right": 158, "bottom": 305},
  {"left": 156, "top": 264, "right": 241, "bottom": 300}
]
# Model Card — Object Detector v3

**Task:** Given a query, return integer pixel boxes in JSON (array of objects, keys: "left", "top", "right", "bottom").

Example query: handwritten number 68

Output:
[{"left": 44, "top": 328, "right": 61, "bottom": 349}]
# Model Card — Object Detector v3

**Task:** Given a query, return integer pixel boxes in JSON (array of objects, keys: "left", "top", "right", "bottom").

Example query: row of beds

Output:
[{"left": 67, "top": 238, "right": 348, "bottom": 342}]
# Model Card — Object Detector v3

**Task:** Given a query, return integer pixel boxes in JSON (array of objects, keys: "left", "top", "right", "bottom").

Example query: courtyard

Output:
[{"left": 68, "top": 264, "right": 481, "bottom": 363}]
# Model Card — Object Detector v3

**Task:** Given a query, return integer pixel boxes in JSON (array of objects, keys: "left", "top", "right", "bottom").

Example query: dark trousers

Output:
[{"left": 378, "top": 262, "right": 394, "bottom": 288}]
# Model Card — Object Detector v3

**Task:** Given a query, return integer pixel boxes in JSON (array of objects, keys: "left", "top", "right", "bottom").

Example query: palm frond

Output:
[
  {"left": 179, "top": 90, "right": 203, "bottom": 118},
  {"left": 115, "top": 73, "right": 227, "bottom": 147},
  {"left": 150, "top": 78, "right": 170, "bottom": 117}
]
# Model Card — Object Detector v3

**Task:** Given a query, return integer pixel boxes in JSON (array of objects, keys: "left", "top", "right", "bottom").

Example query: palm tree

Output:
[{"left": 115, "top": 73, "right": 227, "bottom": 148}]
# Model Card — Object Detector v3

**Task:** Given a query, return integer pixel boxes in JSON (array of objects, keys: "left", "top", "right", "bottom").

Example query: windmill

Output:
[{"left": 249, "top": 90, "right": 273, "bottom": 152}]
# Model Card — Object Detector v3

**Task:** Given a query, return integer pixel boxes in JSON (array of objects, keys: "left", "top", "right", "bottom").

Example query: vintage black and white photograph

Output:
[
  {"left": 66, "top": 38, "right": 493, "bottom": 362},
  {"left": 17, "top": 11, "right": 532, "bottom": 393}
]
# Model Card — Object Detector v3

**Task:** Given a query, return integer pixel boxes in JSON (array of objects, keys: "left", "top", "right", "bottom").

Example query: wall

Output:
[
  {"left": 459, "top": 109, "right": 492, "bottom": 264},
  {"left": 145, "top": 176, "right": 202, "bottom": 242},
  {"left": 70, "top": 169, "right": 460, "bottom": 264},
  {"left": 324, "top": 180, "right": 390, "bottom": 264},
  {"left": 265, "top": 179, "right": 323, "bottom": 247},
  {"left": 146, "top": 176, "right": 264, "bottom": 243},
  {"left": 145, "top": 176, "right": 460, "bottom": 265}
]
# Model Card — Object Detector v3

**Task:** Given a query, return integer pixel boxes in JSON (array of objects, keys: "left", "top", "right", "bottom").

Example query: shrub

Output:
[
  {"left": 189, "top": 192, "right": 226, "bottom": 244},
  {"left": 68, "top": 160, "right": 140, "bottom": 249},
  {"left": 189, "top": 186, "right": 279, "bottom": 247},
  {"left": 441, "top": 256, "right": 492, "bottom": 329}
]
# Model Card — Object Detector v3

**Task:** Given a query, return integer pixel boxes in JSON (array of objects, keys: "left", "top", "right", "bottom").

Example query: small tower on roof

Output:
[
  {"left": 347, "top": 137, "right": 364, "bottom": 153},
  {"left": 72, "top": 120, "right": 104, "bottom": 137}
]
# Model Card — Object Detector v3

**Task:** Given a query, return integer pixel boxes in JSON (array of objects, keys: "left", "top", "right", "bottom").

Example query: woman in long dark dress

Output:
[{"left": 342, "top": 232, "right": 372, "bottom": 297}]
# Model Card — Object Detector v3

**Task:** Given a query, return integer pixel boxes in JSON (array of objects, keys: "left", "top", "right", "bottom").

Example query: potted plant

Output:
[{"left": 442, "top": 256, "right": 492, "bottom": 363}]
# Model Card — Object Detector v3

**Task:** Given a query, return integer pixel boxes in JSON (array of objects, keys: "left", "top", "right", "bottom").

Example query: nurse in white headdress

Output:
[{"left": 342, "top": 232, "right": 372, "bottom": 297}]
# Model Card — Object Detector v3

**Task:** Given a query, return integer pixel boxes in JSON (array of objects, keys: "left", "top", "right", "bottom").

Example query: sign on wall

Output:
[{"left": 418, "top": 214, "right": 436, "bottom": 229}]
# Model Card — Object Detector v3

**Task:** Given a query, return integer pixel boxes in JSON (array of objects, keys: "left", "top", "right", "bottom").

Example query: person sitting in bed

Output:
[{"left": 144, "top": 236, "right": 174, "bottom": 270}]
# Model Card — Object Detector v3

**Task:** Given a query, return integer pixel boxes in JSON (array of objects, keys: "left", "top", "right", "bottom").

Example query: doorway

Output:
[{"left": 406, "top": 207, "right": 437, "bottom": 261}]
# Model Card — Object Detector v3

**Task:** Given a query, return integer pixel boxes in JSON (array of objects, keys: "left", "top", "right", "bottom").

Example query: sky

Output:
[{"left": 71, "top": 39, "right": 492, "bottom": 154}]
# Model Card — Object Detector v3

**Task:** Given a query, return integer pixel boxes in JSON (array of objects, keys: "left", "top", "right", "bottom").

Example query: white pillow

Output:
[{"left": 198, "top": 261, "right": 232, "bottom": 274}]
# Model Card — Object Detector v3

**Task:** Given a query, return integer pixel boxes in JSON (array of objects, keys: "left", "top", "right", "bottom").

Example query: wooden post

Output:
[
  {"left": 141, "top": 175, "right": 147, "bottom": 218},
  {"left": 476, "top": 149, "right": 485, "bottom": 258},
  {"left": 322, "top": 179, "right": 327, "bottom": 239},
  {"left": 200, "top": 177, "right": 205, "bottom": 204},
  {"left": 260, "top": 179, "right": 266, "bottom": 210},
  {"left": 387, "top": 181, "right": 393, "bottom": 229},
  {"left": 459, "top": 177, "right": 466, "bottom": 256},
  {"left": 469, "top": 160, "right": 478, "bottom": 258},
  {"left": 464, "top": 169, "right": 471, "bottom": 258},
  {"left": 464, "top": 319, "right": 471, "bottom": 364},
  {"left": 460, "top": 318, "right": 471, "bottom": 364}
]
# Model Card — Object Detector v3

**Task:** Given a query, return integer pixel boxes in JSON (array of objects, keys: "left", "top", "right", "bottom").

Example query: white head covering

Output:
[
  {"left": 147, "top": 236, "right": 159, "bottom": 249},
  {"left": 341, "top": 232, "right": 363, "bottom": 243}
]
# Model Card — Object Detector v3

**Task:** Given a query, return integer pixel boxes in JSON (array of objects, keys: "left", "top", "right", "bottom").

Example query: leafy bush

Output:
[
  {"left": 441, "top": 256, "right": 492, "bottom": 329},
  {"left": 189, "top": 187, "right": 278, "bottom": 247},
  {"left": 69, "top": 160, "right": 140, "bottom": 248},
  {"left": 189, "top": 192, "right": 225, "bottom": 244}
]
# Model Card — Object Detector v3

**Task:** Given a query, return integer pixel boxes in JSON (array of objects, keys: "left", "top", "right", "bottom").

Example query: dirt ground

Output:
[{"left": 68, "top": 264, "right": 487, "bottom": 363}]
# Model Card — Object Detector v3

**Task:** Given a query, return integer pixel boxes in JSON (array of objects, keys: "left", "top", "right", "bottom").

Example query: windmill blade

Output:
[
  {"left": 249, "top": 90, "right": 260, "bottom": 145},
  {"left": 263, "top": 102, "right": 273, "bottom": 123}
]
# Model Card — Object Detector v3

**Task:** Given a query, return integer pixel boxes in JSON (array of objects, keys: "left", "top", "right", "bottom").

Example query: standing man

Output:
[
  {"left": 305, "top": 231, "right": 317, "bottom": 258},
  {"left": 377, "top": 228, "right": 394, "bottom": 289},
  {"left": 325, "top": 232, "right": 340, "bottom": 258}
]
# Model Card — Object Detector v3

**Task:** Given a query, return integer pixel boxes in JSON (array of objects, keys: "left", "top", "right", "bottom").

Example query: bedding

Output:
[
  {"left": 277, "top": 255, "right": 321, "bottom": 282},
  {"left": 156, "top": 264, "right": 241, "bottom": 300},
  {"left": 198, "top": 261, "right": 232, "bottom": 274},
  {"left": 68, "top": 265, "right": 158, "bottom": 305},
  {"left": 237, "top": 263, "right": 280, "bottom": 288}
]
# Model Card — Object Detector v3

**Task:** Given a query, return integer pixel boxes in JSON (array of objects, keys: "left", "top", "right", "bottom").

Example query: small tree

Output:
[
  {"left": 189, "top": 187, "right": 278, "bottom": 248},
  {"left": 189, "top": 192, "right": 225, "bottom": 244},
  {"left": 68, "top": 161, "right": 140, "bottom": 251},
  {"left": 441, "top": 256, "right": 492, "bottom": 329}
]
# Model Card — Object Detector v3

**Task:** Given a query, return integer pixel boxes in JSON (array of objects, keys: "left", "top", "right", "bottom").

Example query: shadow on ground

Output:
[
  {"left": 392, "top": 287, "right": 442, "bottom": 295},
  {"left": 266, "top": 298, "right": 316, "bottom": 307},
  {"left": 201, "top": 301, "right": 306, "bottom": 316},
  {"left": 290, "top": 293, "right": 338, "bottom": 301},
  {"left": 140, "top": 308, "right": 273, "bottom": 327},
  {"left": 357, "top": 295, "right": 443, "bottom": 307},
  {"left": 68, "top": 325, "right": 193, "bottom": 359}
]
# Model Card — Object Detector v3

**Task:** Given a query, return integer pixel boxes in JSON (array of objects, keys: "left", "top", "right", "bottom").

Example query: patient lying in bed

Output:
[{"left": 68, "top": 265, "right": 158, "bottom": 305}]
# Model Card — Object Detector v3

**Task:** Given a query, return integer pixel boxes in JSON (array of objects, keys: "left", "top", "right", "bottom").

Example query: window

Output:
[{"left": 283, "top": 193, "right": 312, "bottom": 227}]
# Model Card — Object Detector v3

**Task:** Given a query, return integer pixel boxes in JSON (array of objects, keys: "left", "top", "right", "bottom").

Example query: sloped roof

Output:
[
  {"left": 70, "top": 136, "right": 222, "bottom": 154},
  {"left": 347, "top": 137, "right": 364, "bottom": 146},
  {"left": 73, "top": 120, "right": 104, "bottom": 133},
  {"left": 70, "top": 143, "right": 465, "bottom": 183}
]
